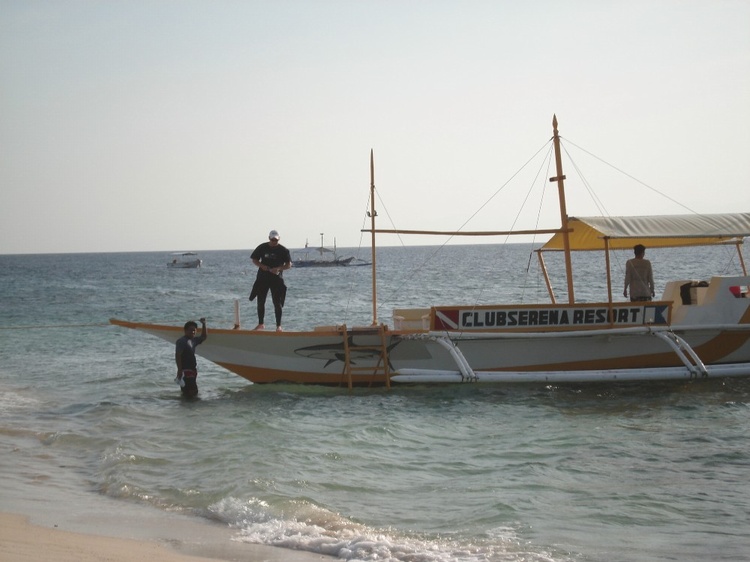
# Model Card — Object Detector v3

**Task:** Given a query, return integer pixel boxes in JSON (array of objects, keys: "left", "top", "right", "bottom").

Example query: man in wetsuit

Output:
[
  {"left": 175, "top": 318, "right": 207, "bottom": 397},
  {"left": 250, "top": 230, "right": 292, "bottom": 331}
]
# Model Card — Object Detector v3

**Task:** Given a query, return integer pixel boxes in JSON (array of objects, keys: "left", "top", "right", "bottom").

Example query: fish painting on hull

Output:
[{"left": 294, "top": 337, "right": 400, "bottom": 369}]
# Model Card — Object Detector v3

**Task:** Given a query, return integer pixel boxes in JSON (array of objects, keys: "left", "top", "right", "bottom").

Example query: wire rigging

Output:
[
  {"left": 451, "top": 140, "right": 554, "bottom": 235},
  {"left": 563, "top": 138, "right": 699, "bottom": 214},
  {"left": 561, "top": 142, "right": 610, "bottom": 217},
  {"left": 372, "top": 140, "right": 555, "bottom": 314}
]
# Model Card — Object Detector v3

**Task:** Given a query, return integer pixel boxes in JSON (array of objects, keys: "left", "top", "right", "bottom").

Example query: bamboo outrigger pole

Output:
[
  {"left": 551, "top": 115, "right": 575, "bottom": 303},
  {"left": 369, "top": 149, "right": 378, "bottom": 325}
]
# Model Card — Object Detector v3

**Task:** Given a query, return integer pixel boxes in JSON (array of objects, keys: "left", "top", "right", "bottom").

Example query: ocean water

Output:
[{"left": 1, "top": 244, "right": 749, "bottom": 562}]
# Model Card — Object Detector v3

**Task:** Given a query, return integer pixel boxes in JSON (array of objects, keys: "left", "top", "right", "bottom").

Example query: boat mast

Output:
[
  {"left": 551, "top": 115, "right": 575, "bottom": 303},
  {"left": 369, "top": 149, "right": 378, "bottom": 325}
]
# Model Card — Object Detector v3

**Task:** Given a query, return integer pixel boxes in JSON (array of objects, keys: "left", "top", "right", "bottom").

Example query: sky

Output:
[{"left": 1, "top": 0, "right": 749, "bottom": 254}]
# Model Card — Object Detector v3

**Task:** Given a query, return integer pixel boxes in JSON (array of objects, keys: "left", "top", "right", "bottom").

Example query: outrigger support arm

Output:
[
  {"left": 433, "top": 336, "right": 477, "bottom": 382},
  {"left": 651, "top": 330, "right": 708, "bottom": 377}
]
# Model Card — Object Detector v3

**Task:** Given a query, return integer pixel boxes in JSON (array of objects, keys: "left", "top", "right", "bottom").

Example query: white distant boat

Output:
[
  {"left": 115, "top": 116, "right": 750, "bottom": 387},
  {"left": 167, "top": 252, "right": 202, "bottom": 269}
]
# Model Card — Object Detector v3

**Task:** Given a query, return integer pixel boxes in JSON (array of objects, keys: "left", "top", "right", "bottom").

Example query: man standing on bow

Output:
[{"left": 250, "top": 230, "right": 292, "bottom": 331}]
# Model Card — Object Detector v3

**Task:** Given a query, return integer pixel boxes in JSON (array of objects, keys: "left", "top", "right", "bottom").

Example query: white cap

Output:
[{"left": 269, "top": 230, "right": 280, "bottom": 240}]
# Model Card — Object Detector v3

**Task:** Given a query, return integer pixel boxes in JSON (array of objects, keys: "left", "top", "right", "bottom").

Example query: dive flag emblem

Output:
[{"left": 434, "top": 309, "right": 459, "bottom": 330}]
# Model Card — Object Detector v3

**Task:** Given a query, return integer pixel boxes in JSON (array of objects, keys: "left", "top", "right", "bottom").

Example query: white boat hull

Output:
[
  {"left": 168, "top": 259, "right": 202, "bottom": 268},
  {"left": 110, "top": 314, "right": 750, "bottom": 386}
]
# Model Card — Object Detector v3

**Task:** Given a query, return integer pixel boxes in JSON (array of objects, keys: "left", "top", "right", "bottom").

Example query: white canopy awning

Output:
[{"left": 542, "top": 213, "right": 750, "bottom": 251}]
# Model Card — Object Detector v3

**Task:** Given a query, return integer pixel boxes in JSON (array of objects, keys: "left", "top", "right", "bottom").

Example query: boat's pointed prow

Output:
[{"left": 110, "top": 318, "right": 134, "bottom": 329}]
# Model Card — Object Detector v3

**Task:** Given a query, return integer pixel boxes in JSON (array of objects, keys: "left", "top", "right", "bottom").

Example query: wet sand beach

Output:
[
  {"left": 0, "top": 512, "right": 331, "bottom": 562},
  {"left": 0, "top": 468, "right": 330, "bottom": 562}
]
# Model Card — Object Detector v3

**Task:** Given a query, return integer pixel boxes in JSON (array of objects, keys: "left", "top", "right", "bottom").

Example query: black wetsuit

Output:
[
  {"left": 175, "top": 333, "right": 205, "bottom": 397},
  {"left": 249, "top": 242, "right": 291, "bottom": 326}
]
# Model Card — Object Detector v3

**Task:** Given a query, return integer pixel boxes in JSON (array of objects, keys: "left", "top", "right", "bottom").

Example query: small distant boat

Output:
[
  {"left": 167, "top": 252, "right": 202, "bottom": 268},
  {"left": 293, "top": 234, "right": 369, "bottom": 268}
]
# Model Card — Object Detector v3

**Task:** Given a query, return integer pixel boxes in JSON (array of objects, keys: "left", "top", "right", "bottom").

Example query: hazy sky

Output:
[{"left": 2, "top": 1, "right": 749, "bottom": 254}]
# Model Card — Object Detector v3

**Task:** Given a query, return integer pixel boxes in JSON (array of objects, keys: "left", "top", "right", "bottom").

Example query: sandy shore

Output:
[
  {"left": 0, "top": 512, "right": 222, "bottom": 562},
  {"left": 0, "top": 512, "right": 330, "bottom": 562},
  {"left": 0, "top": 446, "right": 332, "bottom": 562}
]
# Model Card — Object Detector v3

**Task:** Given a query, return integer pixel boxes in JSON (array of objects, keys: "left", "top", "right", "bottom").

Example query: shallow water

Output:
[{"left": 1, "top": 245, "right": 749, "bottom": 561}]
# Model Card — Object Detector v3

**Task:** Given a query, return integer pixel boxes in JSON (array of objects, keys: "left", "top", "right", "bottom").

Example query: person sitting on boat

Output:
[
  {"left": 623, "top": 244, "right": 655, "bottom": 302},
  {"left": 175, "top": 318, "right": 207, "bottom": 398},
  {"left": 250, "top": 230, "right": 292, "bottom": 331}
]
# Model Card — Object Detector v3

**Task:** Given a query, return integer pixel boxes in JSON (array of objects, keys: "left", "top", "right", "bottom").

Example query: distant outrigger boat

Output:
[
  {"left": 293, "top": 234, "right": 368, "bottom": 267},
  {"left": 167, "top": 252, "right": 202, "bottom": 268},
  {"left": 115, "top": 116, "right": 750, "bottom": 387}
]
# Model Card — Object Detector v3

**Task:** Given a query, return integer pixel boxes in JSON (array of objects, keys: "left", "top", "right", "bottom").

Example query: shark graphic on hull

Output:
[{"left": 294, "top": 337, "right": 400, "bottom": 369}]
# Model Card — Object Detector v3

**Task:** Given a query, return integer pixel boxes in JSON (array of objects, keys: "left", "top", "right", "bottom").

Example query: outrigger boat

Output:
[
  {"left": 113, "top": 117, "right": 750, "bottom": 386},
  {"left": 293, "top": 234, "right": 369, "bottom": 267}
]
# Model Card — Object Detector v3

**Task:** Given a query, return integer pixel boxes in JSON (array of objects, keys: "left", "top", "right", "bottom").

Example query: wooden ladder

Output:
[{"left": 339, "top": 324, "right": 391, "bottom": 389}]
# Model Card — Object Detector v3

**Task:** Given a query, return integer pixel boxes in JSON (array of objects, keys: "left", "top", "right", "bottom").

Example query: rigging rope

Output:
[
  {"left": 373, "top": 140, "right": 554, "bottom": 315},
  {"left": 562, "top": 138, "right": 700, "bottom": 215}
]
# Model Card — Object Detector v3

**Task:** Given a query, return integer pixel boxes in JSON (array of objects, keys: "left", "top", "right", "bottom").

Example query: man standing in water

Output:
[
  {"left": 623, "top": 244, "right": 655, "bottom": 302},
  {"left": 175, "top": 318, "right": 207, "bottom": 397},
  {"left": 250, "top": 229, "right": 292, "bottom": 331}
]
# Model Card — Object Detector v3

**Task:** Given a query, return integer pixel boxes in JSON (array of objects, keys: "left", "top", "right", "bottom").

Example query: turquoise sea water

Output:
[{"left": 1, "top": 244, "right": 749, "bottom": 562}]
